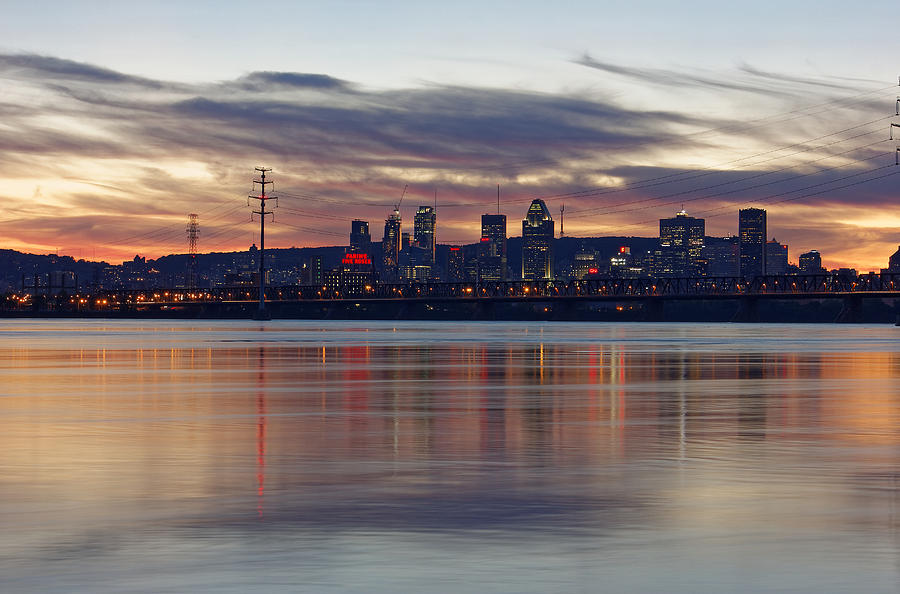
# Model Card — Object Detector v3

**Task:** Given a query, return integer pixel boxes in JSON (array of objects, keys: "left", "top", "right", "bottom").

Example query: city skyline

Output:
[{"left": 0, "top": 2, "right": 898, "bottom": 271}]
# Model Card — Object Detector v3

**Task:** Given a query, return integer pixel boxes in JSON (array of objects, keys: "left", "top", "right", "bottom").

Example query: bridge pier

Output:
[
  {"left": 731, "top": 296, "right": 760, "bottom": 323},
  {"left": 473, "top": 300, "right": 496, "bottom": 321},
  {"left": 835, "top": 295, "right": 863, "bottom": 323},
  {"left": 552, "top": 300, "right": 579, "bottom": 321},
  {"left": 642, "top": 298, "right": 665, "bottom": 322},
  {"left": 393, "top": 301, "right": 414, "bottom": 320}
]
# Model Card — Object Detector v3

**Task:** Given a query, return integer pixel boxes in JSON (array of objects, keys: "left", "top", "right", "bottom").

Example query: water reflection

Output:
[{"left": 1, "top": 321, "right": 899, "bottom": 593}]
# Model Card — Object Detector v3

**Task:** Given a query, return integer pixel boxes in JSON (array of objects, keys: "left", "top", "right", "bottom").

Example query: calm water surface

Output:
[{"left": 1, "top": 320, "right": 899, "bottom": 593}]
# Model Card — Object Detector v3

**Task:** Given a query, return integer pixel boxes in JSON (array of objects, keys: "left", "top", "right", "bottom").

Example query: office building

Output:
[
  {"left": 702, "top": 237, "right": 739, "bottom": 277},
  {"left": 382, "top": 208, "right": 401, "bottom": 282},
  {"left": 522, "top": 199, "right": 554, "bottom": 280},
  {"left": 413, "top": 206, "right": 436, "bottom": 262},
  {"left": 739, "top": 208, "right": 767, "bottom": 277},
  {"left": 886, "top": 246, "right": 900, "bottom": 273},
  {"left": 653, "top": 210, "right": 705, "bottom": 276},
  {"left": 478, "top": 213, "right": 507, "bottom": 281},
  {"left": 573, "top": 245, "right": 598, "bottom": 279},
  {"left": 350, "top": 220, "right": 371, "bottom": 255},
  {"left": 447, "top": 247, "right": 465, "bottom": 282},
  {"left": 799, "top": 250, "right": 824, "bottom": 274},
  {"left": 765, "top": 239, "right": 788, "bottom": 275}
]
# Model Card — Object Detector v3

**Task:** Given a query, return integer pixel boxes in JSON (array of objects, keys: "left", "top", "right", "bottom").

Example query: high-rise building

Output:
[
  {"left": 382, "top": 208, "right": 401, "bottom": 282},
  {"left": 478, "top": 213, "right": 507, "bottom": 281},
  {"left": 413, "top": 206, "right": 436, "bottom": 261},
  {"left": 799, "top": 250, "right": 823, "bottom": 274},
  {"left": 765, "top": 239, "right": 788, "bottom": 275},
  {"left": 447, "top": 247, "right": 465, "bottom": 282},
  {"left": 887, "top": 246, "right": 900, "bottom": 272},
  {"left": 739, "top": 208, "right": 767, "bottom": 277},
  {"left": 653, "top": 210, "right": 705, "bottom": 276},
  {"left": 573, "top": 244, "right": 598, "bottom": 279},
  {"left": 350, "top": 220, "right": 371, "bottom": 254},
  {"left": 522, "top": 199, "right": 554, "bottom": 280},
  {"left": 702, "top": 237, "right": 739, "bottom": 277}
]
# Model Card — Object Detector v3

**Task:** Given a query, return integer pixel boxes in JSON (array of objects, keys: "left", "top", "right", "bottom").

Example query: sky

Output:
[{"left": 0, "top": 0, "right": 898, "bottom": 270}]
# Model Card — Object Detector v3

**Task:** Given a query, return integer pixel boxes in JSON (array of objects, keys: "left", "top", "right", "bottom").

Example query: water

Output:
[{"left": 1, "top": 320, "right": 899, "bottom": 593}]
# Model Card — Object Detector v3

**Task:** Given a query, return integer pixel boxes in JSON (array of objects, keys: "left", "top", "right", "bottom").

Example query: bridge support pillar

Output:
[
  {"left": 473, "top": 300, "right": 496, "bottom": 321},
  {"left": 835, "top": 295, "right": 863, "bottom": 323},
  {"left": 552, "top": 300, "right": 579, "bottom": 321},
  {"left": 731, "top": 296, "right": 760, "bottom": 323},
  {"left": 394, "top": 301, "right": 414, "bottom": 320},
  {"left": 642, "top": 298, "right": 665, "bottom": 322}
]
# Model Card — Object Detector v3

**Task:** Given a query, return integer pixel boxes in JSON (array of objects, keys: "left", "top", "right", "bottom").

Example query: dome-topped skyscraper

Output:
[{"left": 522, "top": 199, "right": 554, "bottom": 280}]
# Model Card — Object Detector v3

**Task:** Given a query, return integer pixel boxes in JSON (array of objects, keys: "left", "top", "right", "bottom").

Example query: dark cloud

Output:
[
  {"left": 235, "top": 71, "right": 352, "bottom": 91},
  {"left": 0, "top": 52, "right": 897, "bottom": 268},
  {"left": 0, "top": 53, "right": 172, "bottom": 89},
  {"left": 575, "top": 54, "right": 793, "bottom": 97}
]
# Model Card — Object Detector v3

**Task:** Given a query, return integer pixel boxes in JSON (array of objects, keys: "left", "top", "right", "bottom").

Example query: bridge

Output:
[{"left": 7, "top": 273, "right": 900, "bottom": 323}]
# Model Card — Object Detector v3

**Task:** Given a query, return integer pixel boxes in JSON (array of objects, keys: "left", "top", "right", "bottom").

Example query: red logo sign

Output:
[{"left": 342, "top": 253, "right": 372, "bottom": 265}]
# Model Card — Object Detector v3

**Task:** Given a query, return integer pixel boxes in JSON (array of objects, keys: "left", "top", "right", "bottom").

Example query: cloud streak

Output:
[{"left": 0, "top": 52, "right": 897, "bottom": 270}]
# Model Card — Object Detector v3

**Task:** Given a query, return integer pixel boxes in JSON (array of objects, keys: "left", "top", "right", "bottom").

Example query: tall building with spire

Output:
[
  {"left": 382, "top": 208, "right": 401, "bottom": 282},
  {"left": 521, "top": 199, "right": 554, "bottom": 280}
]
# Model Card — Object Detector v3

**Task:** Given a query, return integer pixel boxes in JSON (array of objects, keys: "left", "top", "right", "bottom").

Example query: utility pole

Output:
[
  {"left": 186, "top": 213, "right": 199, "bottom": 291},
  {"left": 249, "top": 167, "right": 277, "bottom": 320}
]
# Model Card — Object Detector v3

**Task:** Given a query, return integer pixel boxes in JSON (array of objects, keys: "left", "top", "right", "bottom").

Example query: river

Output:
[{"left": 1, "top": 320, "right": 898, "bottom": 592}]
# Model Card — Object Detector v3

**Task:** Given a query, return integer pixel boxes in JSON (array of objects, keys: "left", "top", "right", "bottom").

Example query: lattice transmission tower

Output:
[{"left": 186, "top": 213, "right": 199, "bottom": 290}]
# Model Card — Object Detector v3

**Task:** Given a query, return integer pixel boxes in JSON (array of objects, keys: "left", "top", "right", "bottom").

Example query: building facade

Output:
[
  {"left": 739, "top": 208, "right": 767, "bottom": 277},
  {"left": 521, "top": 199, "right": 554, "bottom": 280},
  {"left": 653, "top": 210, "right": 705, "bottom": 277},
  {"left": 382, "top": 209, "right": 402, "bottom": 282},
  {"left": 447, "top": 247, "right": 465, "bottom": 282},
  {"left": 413, "top": 206, "right": 436, "bottom": 273},
  {"left": 478, "top": 213, "right": 507, "bottom": 281},
  {"left": 765, "top": 239, "right": 788, "bottom": 275},
  {"left": 702, "top": 236, "right": 739, "bottom": 277},
  {"left": 350, "top": 220, "right": 371, "bottom": 255},
  {"left": 798, "top": 250, "right": 823, "bottom": 274}
]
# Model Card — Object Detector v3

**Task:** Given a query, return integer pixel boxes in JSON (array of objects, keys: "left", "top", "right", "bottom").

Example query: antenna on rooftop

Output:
[{"left": 559, "top": 204, "right": 565, "bottom": 238}]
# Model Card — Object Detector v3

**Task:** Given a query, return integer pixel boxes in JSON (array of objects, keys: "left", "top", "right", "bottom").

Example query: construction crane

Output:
[{"left": 395, "top": 184, "right": 408, "bottom": 213}]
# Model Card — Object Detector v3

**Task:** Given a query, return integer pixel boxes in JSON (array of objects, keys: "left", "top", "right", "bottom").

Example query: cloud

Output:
[
  {"left": 234, "top": 71, "right": 352, "bottom": 91},
  {"left": 0, "top": 52, "right": 896, "bottom": 269},
  {"left": 0, "top": 53, "right": 173, "bottom": 89}
]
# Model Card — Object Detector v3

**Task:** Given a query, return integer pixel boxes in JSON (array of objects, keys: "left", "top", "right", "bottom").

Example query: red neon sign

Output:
[
  {"left": 342, "top": 253, "right": 372, "bottom": 265},
  {"left": 480, "top": 237, "right": 490, "bottom": 242},
  {"left": 449, "top": 247, "right": 460, "bottom": 251},
  {"left": 588, "top": 268, "right": 599, "bottom": 274}
]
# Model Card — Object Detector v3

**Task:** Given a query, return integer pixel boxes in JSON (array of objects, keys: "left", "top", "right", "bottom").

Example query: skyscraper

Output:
[
  {"left": 799, "top": 250, "right": 823, "bottom": 274},
  {"left": 447, "top": 246, "right": 465, "bottom": 282},
  {"left": 350, "top": 219, "right": 371, "bottom": 254},
  {"left": 702, "top": 236, "right": 739, "bottom": 277},
  {"left": 765, "top": 239, "right": 788, "bottom": 275},
  {"left": 739, "top": 208, "right": 767, "bottom": 277},
  {"left": 382, "top": 208, "right": 401, "bottom": 282},
  {"left": 413, "top": 206, "right": 436, "bottom": 271},
  {"left": 654, "top": 209, "right": 705, "bottom": 276},
  {"left": 521, "top": 199, "right": 554, "bottom": 280},
  {"left": 478, "top": 213, "right": 507, "bottom": 281}
]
